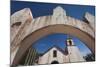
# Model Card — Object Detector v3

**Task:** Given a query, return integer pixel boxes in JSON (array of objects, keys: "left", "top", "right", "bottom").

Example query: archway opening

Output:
[
  {"left": 51, "top": 61, "right": 59, "bottom": 64},
  {"left": 18, "top": 33, "right": 94, "bottom": 65},
  {"left": 12, "top": 24, "right": 95, "bottom": 65}
]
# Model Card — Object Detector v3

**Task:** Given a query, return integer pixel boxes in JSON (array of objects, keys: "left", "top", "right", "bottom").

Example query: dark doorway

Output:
[{"left": 51, "top": 61, "right": 59, "bottom": 64}]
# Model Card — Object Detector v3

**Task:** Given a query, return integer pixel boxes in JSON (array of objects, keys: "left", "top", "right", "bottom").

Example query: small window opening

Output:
[{"left": 53, "top": 50, "right": 57, "bottom": 57}]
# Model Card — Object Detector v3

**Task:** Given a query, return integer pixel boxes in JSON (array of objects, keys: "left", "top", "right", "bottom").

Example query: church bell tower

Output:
[
  {"left": 65, "top": 37, "right": 85, "bottom": 62},
  {"left": 66, "top": 38, "right": 74, "bottom": 46}
]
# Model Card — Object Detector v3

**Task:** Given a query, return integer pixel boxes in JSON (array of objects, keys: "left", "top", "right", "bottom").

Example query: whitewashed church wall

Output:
[
  {"left": 38, "top": 47, "right": 69, "bottom": 64},
  {"left": 67, "top": 46, "right": 85, "bottom": 62}
]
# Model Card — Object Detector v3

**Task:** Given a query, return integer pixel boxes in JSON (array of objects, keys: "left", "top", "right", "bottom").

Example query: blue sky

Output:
[
  {"left": 11, "top": 1, "right": 95, "bottom": 56},
  {"left": 11, "top": 1, "right": 95, "bottom": 20},
  {"left": 32, "top": 33, "right": 92, "bottom": 56}
]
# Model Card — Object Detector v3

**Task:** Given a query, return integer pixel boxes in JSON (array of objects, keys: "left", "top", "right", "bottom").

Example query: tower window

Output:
[
  {"left": 69, "top": 40, "right": 72, "bottom": 46},
  {"left": 53, "top": 50, "right": 57, "bottom": 57}
]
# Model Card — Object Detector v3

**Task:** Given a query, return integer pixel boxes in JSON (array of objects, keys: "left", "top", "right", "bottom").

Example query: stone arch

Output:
[{"left": 12, "top": 24, "right": 95, "bottom": 65}]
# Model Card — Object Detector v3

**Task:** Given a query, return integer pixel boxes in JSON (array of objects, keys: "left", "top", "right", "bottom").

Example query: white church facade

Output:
[{"left": 38, "top": 38, "right": 85, "bottom": 64}]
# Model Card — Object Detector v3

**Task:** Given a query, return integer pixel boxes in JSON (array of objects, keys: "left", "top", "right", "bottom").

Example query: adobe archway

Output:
[{"left": 12, "top": 24, "right": 95, "bottom": 65}]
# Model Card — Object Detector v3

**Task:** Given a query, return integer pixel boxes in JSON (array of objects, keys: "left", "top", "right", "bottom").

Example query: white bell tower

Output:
[{"left": 66, "top": 38, "right": 85, "bottom": 62}]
